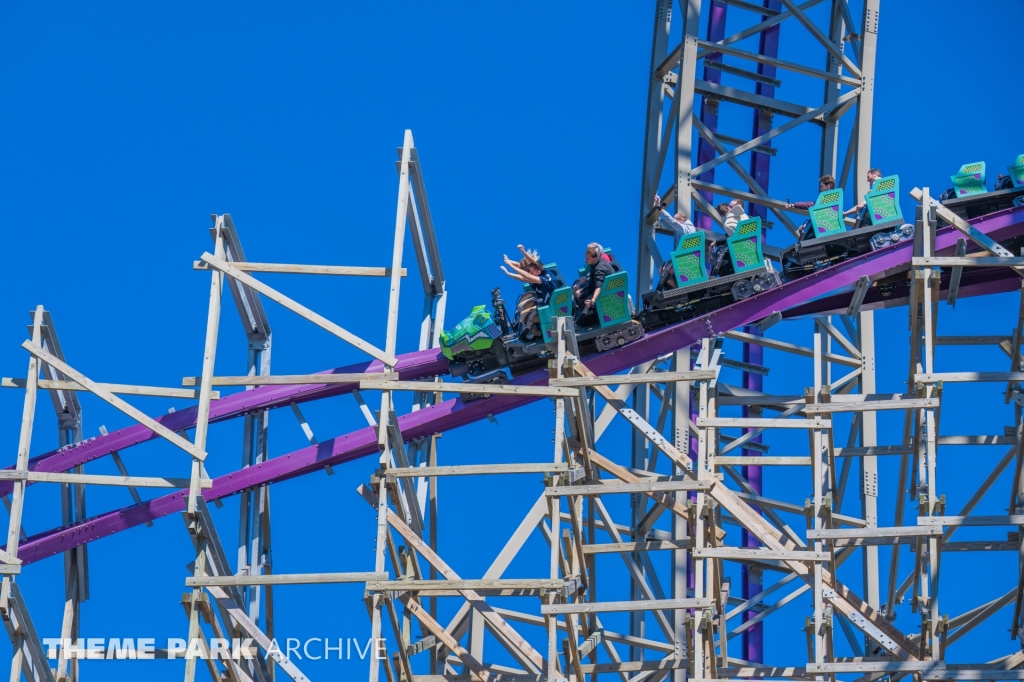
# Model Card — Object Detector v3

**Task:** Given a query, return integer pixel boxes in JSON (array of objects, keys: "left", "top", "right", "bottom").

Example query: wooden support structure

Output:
[{"left": 4, "top": 101, "right": 1024, "bottom": 682}]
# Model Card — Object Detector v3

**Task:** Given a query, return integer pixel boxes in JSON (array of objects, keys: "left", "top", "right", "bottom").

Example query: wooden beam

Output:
[
  {"left": 183, "top": 373, "right": 390, "bottom": 387},
  {"left": 549, "top": 371, "right": 717, "bottom": 387},
  {"left": 200, "top": 252, "right": 396, "bottom": 366},
  {"left": 385, "top": 463, "right": 567, "bottom": 478},
  {"left": 808, "top": 526, "right": 942, "bottom": 540},
  {"left": 716, "top": 456, "right": 811, "bottom": 466},
  {"left": 725, "top": 330, "right": 862, "bottom": 368},
  {"left": 802, "top": 398, "right": 938, "bottom": 414},
  {"left": 396, "top": 593, "right": 492, "bottom": 681},
  {"left": 916, "top": 371, "right": 1024, "bottom": 383},
  {"left": 21, "top": 342, "right": 206, "bottom": 462},
  {"left": 2, "top": 377, "right": 219, "bottom": 400},
  {"left": 5, "top": 309, "right": 41, "bottom": 565},
  {"left": 358, "top": 485, "right": 546, "bottom": 671},
  {"left": 919, "top": 515, "right": 1024, "bottom": 527},
  {"left": 545, "top": 480, "right": 710, "bottom": 496},
  {"left": 366, "top": 579, "right": 563, "bottom": 592},
  {"left": 0, "top": 471, "right": 212, "bottom": 489},
  {"left": 581, "top": 659, "right": 689, "bottom": 674},
  {"left": 541, "top": 598, "right": 712, "bottom": 615},
  {"left": 360, "top": 380, "right": 577, "bottom": 397},
  {"left": 194, "top": 261, "right": 406, "bottom": 277},
  {"left": 582, "top": 539, "right": 692, "bottom": 555},
  {"left": 187, "top": 572, "right": 384, "bottom": 587},
  {"left": 697, "top": 417, "right": 831, "bottom": 429},
  {"left": 692, "top": 548, "right": 830, "bottom": 561},
  {"left": 807, "top": 662, "right": 942, "bottom": 673}
]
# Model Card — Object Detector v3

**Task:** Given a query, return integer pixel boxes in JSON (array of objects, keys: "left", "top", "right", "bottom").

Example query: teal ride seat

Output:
[
  {"left": 809, "top": 189, "right": 846, "bottom": 237},
  {"left": 538, "top": 286, "right": 574, "bottom": 343},
  {"left": 669, "top": 232, "right": 709, "bottom": 287},
  {"left": 727, "top": 217, "right": 766, "bottom": 274},
  {"left": 950, "top": 162, "right": 987, "bottom": 197},
  {"left": 864, "top": 175, "right": 903, "bottom": 225},
  {"left": 595, "top": 270, "right": 631, "bottom": 328},
  {"left": 1008, "top": 154, "right": 1024, "bottom": 188}
]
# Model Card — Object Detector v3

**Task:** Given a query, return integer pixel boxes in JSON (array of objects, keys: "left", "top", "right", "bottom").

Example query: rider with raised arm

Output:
[
  {"left": 501, "top": 245, "right": 556, "bottom": 340},
  {"left": 654, "top": 194, "right": 696, "bottom": 240}
]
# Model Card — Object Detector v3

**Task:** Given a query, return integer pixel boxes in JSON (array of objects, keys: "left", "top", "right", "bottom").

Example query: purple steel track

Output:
[
  {"left": 0, "top": 348, "right": 449, "bottom": 499},
  {"left": 13, "top": 205, "right": 1024, "bottom": 566}
]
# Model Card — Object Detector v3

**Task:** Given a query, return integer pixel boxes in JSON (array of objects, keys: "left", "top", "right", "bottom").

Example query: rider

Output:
[
  {"left": 845, "top": 168, "right": 882, "bottom": 225},
  {"left": 786, "top": 175, "right": 836, "bottom": 239},
  {"left": 501, "top": 246, "right": 556, "bottom": 340},
  {"left": 654, "top": 194, "right": 696, "bottom": 240},
  {"left": 723, "top": 198, "right": 748, "bottom": 236},
  {"left": 574, "top": 242, "right": 614, "bottom": 324}
]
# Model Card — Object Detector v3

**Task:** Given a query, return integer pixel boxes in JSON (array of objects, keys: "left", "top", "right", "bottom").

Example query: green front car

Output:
[{"left": 439, "top": 305, "right": 503, "bottom": 360}]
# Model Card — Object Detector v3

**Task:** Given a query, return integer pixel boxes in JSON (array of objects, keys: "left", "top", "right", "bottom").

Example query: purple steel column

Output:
[
  {"left": 741, "top": 0, "right": 782, "bottom": 665},
  {"left": 693, "top": 2, "right": 728, "bottom": 231}
]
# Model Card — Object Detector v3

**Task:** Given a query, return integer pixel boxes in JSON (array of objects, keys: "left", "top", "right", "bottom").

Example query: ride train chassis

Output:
[
  {"left": 780, "top": 217, "right": 913, "bottom": 278},
  {"left": 450, "top": 318, "right": 646, "bottom": 387},
  {"left": 637, "top": 262, "right": 783, "bottom": 330}
]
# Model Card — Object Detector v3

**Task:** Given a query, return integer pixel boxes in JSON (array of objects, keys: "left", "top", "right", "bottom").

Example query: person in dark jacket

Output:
[{"left": 574, "top": 243, "right": 615, "bottom": 316}]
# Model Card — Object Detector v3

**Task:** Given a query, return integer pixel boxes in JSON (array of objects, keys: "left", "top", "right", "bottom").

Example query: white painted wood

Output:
[
  {"left": 200, "top": 253, "right": 396, "bottom": 366},
  {"left": 0, "top": 471, "right": 212, "bottom": 489},
  {"left": 194, "top": 261, "right": 406, "bottom": 277},
  {"left": 361, "top": 380, "right": 576, "bottom": 397},
  {"left": 541, "top": 598, "right": 712, "bottom": 615},
  {"left": 2, "top": 378, "right": 220, "bottom": 400},
  {"left": 21, "top": 342, "right": 206, "bottom": 461}
]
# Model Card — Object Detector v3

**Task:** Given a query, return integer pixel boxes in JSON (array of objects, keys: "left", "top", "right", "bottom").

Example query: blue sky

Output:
[{"left": 1, "top": 1, "right": 1022, "bottom": 679}]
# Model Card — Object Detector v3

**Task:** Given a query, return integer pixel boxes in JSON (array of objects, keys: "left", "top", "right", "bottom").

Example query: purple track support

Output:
[
  {"left": 14, "top": 207, "right": 1024, "bottom": 566},
  {"left": 0, "top": 348, "right": 448, "bottom": 499},
  {"left": 786, "top": 266, "right": 1023, "bottom": 319},
  {"left": 742, "top": 0, "right": 781, "bottom": 663}
]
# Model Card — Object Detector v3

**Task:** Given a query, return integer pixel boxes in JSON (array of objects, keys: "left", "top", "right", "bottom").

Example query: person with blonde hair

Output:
[{"left": 501, "top": 245, "right": 556, "bottom": 340}]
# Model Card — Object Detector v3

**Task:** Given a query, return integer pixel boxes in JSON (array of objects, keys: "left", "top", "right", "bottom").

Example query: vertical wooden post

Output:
[
  {"left": 184, "top": 217, "right": 225, "bottom": 682},
  {"left": 4, "top": 307, "right": 41, "bottom": 562},
  {"left": 3, "top": 307, "right": 41, "bottom": 682},
  {"left": 547, "top": 321, "right": 566, "bottom": 681},
  {"left": 189, "top": 216, "right": 225, "bottom": 514},
  {"left": 672, "top": 346, "right": 691, "bottom": 682},
  {"left": 812, "top": 324, "right": 826, "bottom": 669}
]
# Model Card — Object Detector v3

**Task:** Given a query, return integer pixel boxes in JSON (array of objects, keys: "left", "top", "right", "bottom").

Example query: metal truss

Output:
[{"left": 634, "top": 0, "right": 879, "bottom": 669}]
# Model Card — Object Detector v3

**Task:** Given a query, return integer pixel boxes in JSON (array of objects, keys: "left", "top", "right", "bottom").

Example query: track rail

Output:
[{"left": 13, "top": 205, "right": 1024, "bottom": 565}]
